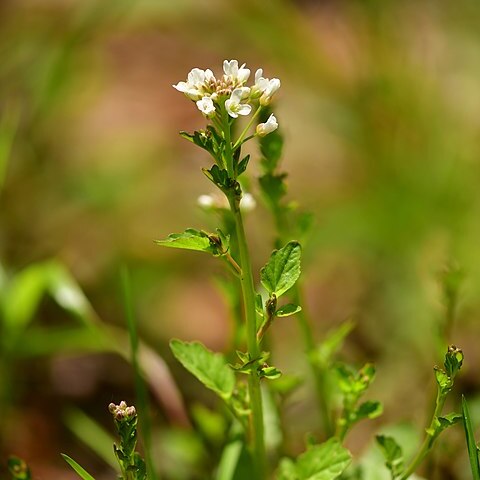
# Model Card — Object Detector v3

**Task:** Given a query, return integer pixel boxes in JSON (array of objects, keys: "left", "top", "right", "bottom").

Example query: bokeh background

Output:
[{"left": 2, "top": 0, "right": 480, "bottom": 478}]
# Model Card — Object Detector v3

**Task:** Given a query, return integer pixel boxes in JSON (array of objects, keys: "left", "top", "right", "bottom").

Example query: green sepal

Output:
[
  {"left": 376, "top": 435, "right": 404, "bottom": 479},
  {"left": 260, "top": 241, "right": 302, "bottom": 298},
  {"left": 276, "top": 303, "right": 302, "bottom": 317},
  {"left": 170, "top": 339, "right": 235, "bottom": 400}
]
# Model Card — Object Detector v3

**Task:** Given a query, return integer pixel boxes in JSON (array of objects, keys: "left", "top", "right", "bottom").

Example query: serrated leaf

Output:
[
  {"left": 170, "top": 340, "right": 235, "bottom": 400},
  {"left": 376, "top": 435, "right": 404, "bottom": 479},
  {"left": 260, "top": 241, "right": 301, "bottom": 298},
  {"left": 276, "top": 304, "right": 302, "bottom": 317},
  {"left": 462, "top": 396, "right": 480, "bottom": 480},
  {"left": 434, "top": 367, "right": 452, "bottom": 393},
  {"left": 433, "top": 412, "right": 463, "bottom": 436},
  {"left": 61, "top": 454, "right": 96, "bottom": 480},
  {"left": 294, "top": 438, "right": 352, "bottom": 479}
]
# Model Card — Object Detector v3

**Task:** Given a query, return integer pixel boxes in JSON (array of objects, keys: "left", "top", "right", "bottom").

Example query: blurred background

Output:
[{"left": 1, "top": 0, "right": 480, "bottom": 478}]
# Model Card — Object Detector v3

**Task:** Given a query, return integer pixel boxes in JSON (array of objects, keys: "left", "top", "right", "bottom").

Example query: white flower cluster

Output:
[{"left": 173, "top": 60, "right": 280, "bottom": 135}]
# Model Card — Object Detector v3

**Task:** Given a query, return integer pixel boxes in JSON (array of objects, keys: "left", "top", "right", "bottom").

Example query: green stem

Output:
[
  {"left": 229, "top": 199, "right": 266, "bottom": 480},
  {"left": 291, "top": 284, "right": 334, "bottom": 437},
  {"left": 399, "top": 390, "right": 446, "bottom": 480},
  {"left": 221, "top": 106, "right": 234, "bottom": 178},
  {"left": 233, "top": 106, "right": 262, "bottom": 151}
]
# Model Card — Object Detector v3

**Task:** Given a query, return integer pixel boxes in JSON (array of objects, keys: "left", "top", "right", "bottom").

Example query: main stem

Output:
[
  {"left": 231, "top": 201, "right": 266, "bottom": 479},
  {"left": 399, "top": 390, "right": 446, "bottom": 480}
]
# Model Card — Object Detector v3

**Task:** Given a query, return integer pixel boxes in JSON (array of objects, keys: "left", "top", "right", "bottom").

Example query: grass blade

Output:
[
  {"left": 462, "top": 395, "right": 480, "bottom": 480},
  {"left": 61, "top": 454, "right": 96, "bottom": 480},
  {"left": 121, "top": 265, "right": 159, "bottom": 480}
]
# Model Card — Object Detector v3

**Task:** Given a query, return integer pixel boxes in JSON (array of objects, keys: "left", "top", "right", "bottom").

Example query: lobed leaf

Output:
[
  {"left": 170, "top": 340, "right": 235, "bottom": 400},
  {"left": 376, "top": 435, "right": 404, "bottom": 479},
  {"left": 260, "top": 241, "right": 301, "bottom": 298}
]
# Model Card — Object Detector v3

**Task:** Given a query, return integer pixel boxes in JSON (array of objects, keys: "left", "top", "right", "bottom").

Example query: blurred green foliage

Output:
[{"left": 2, "top": 0, "right": 480, "bottom": 478}]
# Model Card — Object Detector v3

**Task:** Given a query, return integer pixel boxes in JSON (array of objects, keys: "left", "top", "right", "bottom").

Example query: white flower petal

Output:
[
  {"left": 196, "top": 96, "right": 216, "bottom": 117},
  {"left": 223, "top": 60, "right": 238, "bottom": 77},
  {"left": 236, "top": 104, "right": 252, "bottom": 116},
  {"left": 256, "top": 114, "right": 278, "bottom": 136}
]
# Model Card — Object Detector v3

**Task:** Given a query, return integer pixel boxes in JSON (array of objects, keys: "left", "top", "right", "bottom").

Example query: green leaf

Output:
[
  {"left": 155, "top": 228, "right": 213, "bottom": 252},
  {"left": 462, "top": 395, "right": 480, "bottom": 480},
  {"left": 354, "top": 401, "right": 383, "bottom": 422},
  {"left": 276, "top": 304, "right": 302, "bottom": 317},
  {"left": 444, "top": 345, "right": 463, "bottom": 379},
  {"left": 260, "top": 365, "right": 282, "bottom": 380},
  {"left": 434, "top": 367, "right": 452, "bottom": 393},
  {"left": 430, "top": 412, "right": 463, "bottom": 436},
  {"left": 259, "top": 173, "right": 287, "bottom": 207},
  {"left": 237, "top": 155, "right": 250, "bottom": 176},
  {"left": 376, "top": 435, "right": 404, "bottom": 479},
  {"left": 260, "top": 241, "right": 301, "bottom": 298},
  {"left": 61, "top": 454, "right": 96, "bottom": 480},
  {"left": 259, "top": 125, "right": 284, "bottom": 172},
  {"left": 7, "top": 456, "right": 31, "bottom": 480},
  {"left": 170, "top": 340, "right": 235, "bottom": 400},
  {"left": 155, "top": 228, "right": 229, "bottom": 257},
  {"left": 284, "top": 438, "right": 352, "bottom": 480}
]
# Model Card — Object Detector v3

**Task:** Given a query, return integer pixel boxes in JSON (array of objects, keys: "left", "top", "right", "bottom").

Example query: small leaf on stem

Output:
[
  {"left": 170, "top": 339, "right": 235, "bottom": 400},
  {"left": 260, "top": 241, "right": 301, "bottom": 298}
]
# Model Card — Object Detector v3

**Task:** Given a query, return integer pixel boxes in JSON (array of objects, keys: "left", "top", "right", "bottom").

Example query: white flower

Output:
[
  {"left": 225, "top": 88, "right": 252, "bottom": 118},
  {"left": 260, "top": 78, "right": 281, "bottom": 106},
  {"left": 173, "top": 67, "right": 215, "bottom": 101},
  {"left": 197, "top": 194, "right": 215, "bottom": 208},
  {"left": 223, "top": 60, "right": 250, "bottom": 84},
  {"left": 240, "top": 193, "right": 256, "bottom": 212},
  {"left": 250, "top": 69, "right": 269, "bottom": 98},
  {"left": 196, "top": 96, "right": 216, "bottom": 117},
  {"left": 256, "top": 114, "right": 278, "bottom": 137}
]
